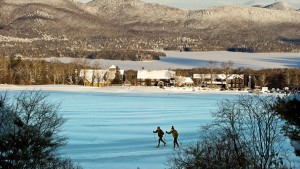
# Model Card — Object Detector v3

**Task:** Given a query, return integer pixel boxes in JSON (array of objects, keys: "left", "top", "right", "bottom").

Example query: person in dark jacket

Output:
[
  {"left": 153, "top": 126, "right": 166, "bottom": 148},
  {"left": 166, "top": 126, "right": 179, "bottom": 148}
]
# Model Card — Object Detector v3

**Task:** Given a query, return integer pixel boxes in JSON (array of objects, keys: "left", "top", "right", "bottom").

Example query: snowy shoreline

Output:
[{"left": 0, "top": 84, "right": 250, "bottom": 95}]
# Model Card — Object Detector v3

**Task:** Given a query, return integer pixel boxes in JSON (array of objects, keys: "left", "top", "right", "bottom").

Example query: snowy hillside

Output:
[
  {"left": 189, "top": 5, "right": 300, "bottom": 24},
  {"left": 86, "top": 0, "right": 188, "bottom": 23},
  {"left": 1, "top": 0, "right": 300, "bottom": 56},
  {"left": 3, "top": 0, "right": 80, "bottom": 9},
  {"left": 264, "top": 2, "right": 298, "bottom": 11},
  {"left": 86, "top": 0, "right": 300, "bottom": 25}
]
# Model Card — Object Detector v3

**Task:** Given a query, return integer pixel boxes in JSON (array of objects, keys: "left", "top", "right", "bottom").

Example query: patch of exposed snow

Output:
[{"left": 0, "top": 35, "right": 68, "bottom": 43}]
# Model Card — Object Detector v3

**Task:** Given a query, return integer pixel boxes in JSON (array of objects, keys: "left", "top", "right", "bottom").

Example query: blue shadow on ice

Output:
[
  {"left": 159, "top": 56, "right": 250, "bottom": 69},
  {"left": 257, "top": 57, "right": 300, "bottom": 68},
  {"left": 160, "top": 57, "right": 219, "bottom": 67}
]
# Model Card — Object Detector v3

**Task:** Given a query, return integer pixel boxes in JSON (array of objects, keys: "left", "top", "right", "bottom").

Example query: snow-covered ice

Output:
[
  {"left": 1, "top": 85, "right": 299, "bottom": 169},
  {"left": 43, "top": 51, "right": 300, "bottom": 70}
]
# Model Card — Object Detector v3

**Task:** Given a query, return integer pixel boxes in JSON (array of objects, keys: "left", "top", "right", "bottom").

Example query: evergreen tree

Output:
[{"left": 111, "top": 66, "right": 123, "bottom": 84}]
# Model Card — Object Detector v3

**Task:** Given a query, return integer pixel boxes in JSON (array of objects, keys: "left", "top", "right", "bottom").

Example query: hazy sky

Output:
[{"left": 79, "top": 0, "right": 300, "bottom": 9}]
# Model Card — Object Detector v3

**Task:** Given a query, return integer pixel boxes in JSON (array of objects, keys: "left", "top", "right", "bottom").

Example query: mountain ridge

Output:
[
  {"left": 264, "top": 2, "right": 298, "bottom": 11},
  {"left": 0, "top": 0, "right": 300, "bottom": 60}
]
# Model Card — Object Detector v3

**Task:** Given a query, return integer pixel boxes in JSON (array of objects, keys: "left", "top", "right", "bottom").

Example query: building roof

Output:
[
  {"left": 193, "top": 74, "right": 244, "bottom": 80},
  {"left": 109, "top": 65, "right": 117, "bottom": 69},
  {"left": 227, "top": 74, "right": 244, "bottom": 79},
  {"left": 184, "top": 77, "right": 194, "bottom": 84},
  {"left": 137, "top": 70, "right": 175, "bottom": 80}
]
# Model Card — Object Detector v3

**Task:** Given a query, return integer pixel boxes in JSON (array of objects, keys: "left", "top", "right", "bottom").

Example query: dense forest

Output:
[{"left": 0, "top": 55, "right": 299, "bottom": 90}]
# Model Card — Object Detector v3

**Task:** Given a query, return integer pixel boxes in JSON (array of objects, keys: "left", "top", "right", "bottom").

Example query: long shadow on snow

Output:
[{"left": 257, "top": 57, "right": 300, "bottom": 68}]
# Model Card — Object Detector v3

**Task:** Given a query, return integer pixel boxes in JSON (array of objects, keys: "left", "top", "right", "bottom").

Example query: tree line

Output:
[
  {"left": 0, "top": 55, "right": 84, "bottom": 85},
  {"left": 0, "top": 56, "right": 299, "bottom": 90}
]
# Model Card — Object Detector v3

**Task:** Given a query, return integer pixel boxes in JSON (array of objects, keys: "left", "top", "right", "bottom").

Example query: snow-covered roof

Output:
[
  {"left": 193, "top": 74, "right": 210, "bottom": 79},
  {"left": 177, "top": 76, "right": 194, "bottom": 85},
  {"left": 210, "top": 81, "right": 225, "bottom": 85},
  {"left": 109, "top": 65, "right": 117, "bottom": 69},
  {"left": 193, "top": 74, "right": 244, "bottom": 80},
  {"left": 137, "top": 70, "right": 175, "bottom": 80},
  {"left": 227, "top": 74, "right": 244, "bottom": 80},
  {"left": 183, "top": 77, "right": 194, "bottom": 84}
]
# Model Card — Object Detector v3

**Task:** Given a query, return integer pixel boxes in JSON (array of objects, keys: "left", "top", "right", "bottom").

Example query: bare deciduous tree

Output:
[
  {"left": 0, "top": 58, "right": 9, "bottom": 83},
  {"left": 285, "top": 69, "right": 291, "bottom": 87},
  {"left": 0, "top": 91, "right": 81, "bottom": 169},
  {"left": 221, "top": 60, "right": 233, "bottom": 89},
  {"left": 259, "top": 72, "right": 268, "bottom": 87},
  {"left": 207, "top": 60, "right": 217, "bottom": 88},
  {"left": 168, "top": 95, "right": 293, "bottom": 169}
]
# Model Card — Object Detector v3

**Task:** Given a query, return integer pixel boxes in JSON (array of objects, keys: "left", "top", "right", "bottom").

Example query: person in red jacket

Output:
[
  {"left": 166, "top": 126, "right": 179, "bottom": 148},
  {"left": 153, "top": 126, "right": 166, "bottom": 148}
]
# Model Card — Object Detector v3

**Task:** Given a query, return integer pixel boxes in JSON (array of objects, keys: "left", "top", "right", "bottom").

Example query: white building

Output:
[
  {"left": 137, "top": 70, "right": 175, "bottom": 86},
  {"left": 193, "top": 74, "right": 244, "bottom": 88},
  {"left": 79, "top": 65, "right": 124, "bottom": 87},
  {"left": 176, "top": 76, "right": 194, "bottom": 87}
]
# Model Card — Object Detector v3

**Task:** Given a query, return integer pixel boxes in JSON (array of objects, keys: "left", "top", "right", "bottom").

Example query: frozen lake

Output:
[
  {"left": 50, "top": 91, "right": 235, "bottom": 169},
  {"left": 45, "top": 51, "right": 300, "bottom": 70},
  {"left": 1, "top": 87, "right": 299, "bottom": 169}
]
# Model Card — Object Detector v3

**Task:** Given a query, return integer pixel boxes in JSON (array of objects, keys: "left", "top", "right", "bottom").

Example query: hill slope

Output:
[
  {"left": 264, "top": 2, "right": 298, "bottom": 11},
  {"left": 0, "top": 0, "right": 300, "bottom": 59}
]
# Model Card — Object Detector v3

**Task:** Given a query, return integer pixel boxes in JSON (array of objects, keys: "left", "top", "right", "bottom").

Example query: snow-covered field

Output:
[
  {"left": 1, "top": 85, "right": 299, "bottom": 169},
  {"left": 44, "top": 51, "right": 300, "bottom": 70}
]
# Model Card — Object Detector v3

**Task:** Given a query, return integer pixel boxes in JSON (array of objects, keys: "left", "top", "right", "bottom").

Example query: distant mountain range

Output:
[{"left": 0, "top": 0, "right": 300, "bottom": 60}]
